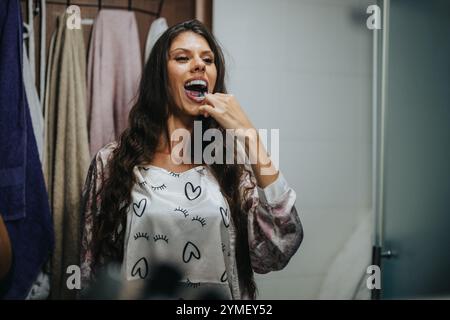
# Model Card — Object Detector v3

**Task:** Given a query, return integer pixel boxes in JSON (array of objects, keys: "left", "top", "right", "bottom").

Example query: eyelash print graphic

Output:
[
  {"left": 192, "top": 216, "right": 206, "bottom": 227},
  {"left": 151, "top": 183, "right": 167, "bottom": 191},
  {"left": 141, "top": 167, "right": 150, "bottom": 171},
  {"left": 174, "top": 206, "right": 189, "bottom": 218},
  {"left": 153, "top": 234, "right": 169, "bottom": 243},
  {"left": 138, "top": 181, "right": 147, "bottom": 188},
  {"left": 169, "top": 171, "right": 180, "bottom": 178},
  {"left": 186, "top": 278, "right": 201, "bottom": 288},
  {"left": 134, "top": 232, "right": 149, "bottom": 241}
]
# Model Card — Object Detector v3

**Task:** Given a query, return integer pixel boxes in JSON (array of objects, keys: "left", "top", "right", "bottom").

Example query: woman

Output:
[
  {"left": 0, "top": 214, "right": 12, "bottom": 290},
  {"left": 80, "top": 19, "right": 303, "bottom": 300}
]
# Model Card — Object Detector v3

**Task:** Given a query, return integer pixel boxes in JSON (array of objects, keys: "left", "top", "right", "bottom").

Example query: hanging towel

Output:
[
  {"left": 23, "top": 44, "right": 50, "bottom": 300},
  {"left": 86, "top": 10, "right": 142, "bottom": 157},
  {"left": 43, "top": 12, "right": 90, "bottom": 299},
  {"left": 144, "top": 17, "right": 168, "bottom": 63},
  {"left": 0, "top": 0, "right": 54, "bottom": 299},
  {"left": 23, "top": 45, "right": 44, "bottom": 163}
]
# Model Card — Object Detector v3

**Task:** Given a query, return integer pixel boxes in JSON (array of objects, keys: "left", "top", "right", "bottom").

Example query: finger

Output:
[
  {"left": 214, "top": 92, "right": 233, "bottom": 97},
  {"left": 198, "top": 104, "right": 219, "bottom": 116},
  {"left": 207, "top": 93, "right": 234, "bottom": 107},
  {"left": 204, "top": 92, "right": 229, "bottom": 104}
]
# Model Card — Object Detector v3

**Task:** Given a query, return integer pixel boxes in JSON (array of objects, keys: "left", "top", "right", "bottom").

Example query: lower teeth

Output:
[{"left": 186, "top": 90, "right": 206, "bottom": 100}]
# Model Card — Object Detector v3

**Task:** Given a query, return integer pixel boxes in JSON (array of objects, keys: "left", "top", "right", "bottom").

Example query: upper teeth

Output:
[{"left": 185, "top": 79, "right": 207, "bottom": 87}]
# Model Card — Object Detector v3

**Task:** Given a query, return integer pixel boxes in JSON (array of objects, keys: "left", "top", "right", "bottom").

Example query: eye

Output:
[
  {"left": 175, "top": 56, "right": 189, "bottom": 62},
  {"left": 203, "top": 57, "right": 214, "bottom": 64}
]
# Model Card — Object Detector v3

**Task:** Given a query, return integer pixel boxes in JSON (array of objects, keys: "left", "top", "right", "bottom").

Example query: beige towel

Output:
[
  {"left": 86, "top": 10, "right": 142, "bottom": 157},
  {"left": 43, "top": 12, "right": 90, "bottom": 299}
]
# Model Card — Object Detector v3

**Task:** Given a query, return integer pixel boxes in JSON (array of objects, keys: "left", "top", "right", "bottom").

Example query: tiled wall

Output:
[{"left": 213, "top": 0, "right": 374, "bottom": 299}]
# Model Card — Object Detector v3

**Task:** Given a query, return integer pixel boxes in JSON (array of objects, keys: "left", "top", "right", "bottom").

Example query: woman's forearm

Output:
[
  {"left": 243, "top": 129, "right": 279, "bottom": 189},
  {"left": 0, "top": 214, "right": 12, "bottom": 279}
]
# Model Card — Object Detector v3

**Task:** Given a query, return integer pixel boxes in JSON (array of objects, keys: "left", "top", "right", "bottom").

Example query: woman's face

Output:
[{"left": 167, "top": 31, "right": 217, "bottom": 117}]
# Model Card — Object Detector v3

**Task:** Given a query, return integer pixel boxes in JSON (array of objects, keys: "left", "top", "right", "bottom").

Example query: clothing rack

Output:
[
  {"left": 20, "top": 0, "right": 166, "bottom": 106},
  {"left": 27, "top": 0, "right": 165, "bottom": 18}
]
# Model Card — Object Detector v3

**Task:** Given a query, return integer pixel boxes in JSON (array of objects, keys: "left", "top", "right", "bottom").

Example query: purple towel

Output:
[{"left": 0, "top": 0, "right": 54, "bottom": 299}]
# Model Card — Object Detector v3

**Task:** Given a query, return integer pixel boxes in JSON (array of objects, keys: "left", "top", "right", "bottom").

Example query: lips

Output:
[{"left": 184, "top": 78, "right": 208, "bottom": 103}]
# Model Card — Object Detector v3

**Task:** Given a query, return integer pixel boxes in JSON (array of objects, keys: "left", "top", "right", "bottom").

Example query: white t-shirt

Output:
[{"left": 123, "top": 164, "right": 233, "bottom": 299}]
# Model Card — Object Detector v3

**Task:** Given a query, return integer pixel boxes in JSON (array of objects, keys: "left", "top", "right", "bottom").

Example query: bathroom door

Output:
[{"left": 380, "top": 0, "right": 450, "bottom": 299}]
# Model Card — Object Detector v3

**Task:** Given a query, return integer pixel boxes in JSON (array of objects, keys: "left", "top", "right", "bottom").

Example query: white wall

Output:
[{"left": 213, "top": 0, "right": 374, "bottom": 299}]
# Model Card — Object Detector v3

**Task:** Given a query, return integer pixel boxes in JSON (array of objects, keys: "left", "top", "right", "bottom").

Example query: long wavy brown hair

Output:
[{"left": 92, "top": 19, "right": 257, "bottom": 298}]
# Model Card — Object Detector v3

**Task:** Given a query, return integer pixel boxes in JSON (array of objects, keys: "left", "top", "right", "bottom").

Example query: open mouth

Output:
[{"left": 184, "top": 79, "right": 208, "bottom": 103}]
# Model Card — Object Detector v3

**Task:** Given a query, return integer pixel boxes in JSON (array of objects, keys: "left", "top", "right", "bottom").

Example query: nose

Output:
[{"left": 191, "top": 55, "right": 206, "bottom": 73}]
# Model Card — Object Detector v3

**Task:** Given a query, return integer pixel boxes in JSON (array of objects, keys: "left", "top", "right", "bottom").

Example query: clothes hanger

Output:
[{"left": 32, "top": 0, "right": 163, "bottom": 17}]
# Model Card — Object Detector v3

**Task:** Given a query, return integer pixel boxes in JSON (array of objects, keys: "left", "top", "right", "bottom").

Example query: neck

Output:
[{"left": 156, "top": 113, "right": 197, "bottom": 154}]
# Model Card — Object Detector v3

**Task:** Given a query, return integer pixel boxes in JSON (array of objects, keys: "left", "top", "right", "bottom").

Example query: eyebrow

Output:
[{"left": 170, "top": 48, "right": 214, "bottom": 55}]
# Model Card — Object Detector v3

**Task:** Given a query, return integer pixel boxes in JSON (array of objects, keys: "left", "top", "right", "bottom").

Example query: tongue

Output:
[{"left": 185, "top": 89, "right": 205, "bottom": 102}]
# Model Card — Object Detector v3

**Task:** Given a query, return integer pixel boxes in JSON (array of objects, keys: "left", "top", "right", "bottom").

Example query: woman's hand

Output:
[
  {"left": 199, "top": 93, "right": 255, "bottom": 132},
  {"left": 198, "top": 93, "right": 279, "bottom": 188}
]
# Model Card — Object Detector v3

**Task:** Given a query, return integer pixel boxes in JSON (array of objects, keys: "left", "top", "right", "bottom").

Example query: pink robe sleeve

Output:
[
  {"left": 79, "top": 143, "right": 116, "bottom": 290},
  {"left": 240, "top": 169, "right": 303, "bottom": 274}
]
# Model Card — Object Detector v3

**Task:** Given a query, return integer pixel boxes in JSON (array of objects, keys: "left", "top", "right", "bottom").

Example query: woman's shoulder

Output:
[
  {"left": 85, "top": 142, "right": 119, "bottom": 182},
  {"left": 92, "top": 142, "right": 118, "bottom": 166}
]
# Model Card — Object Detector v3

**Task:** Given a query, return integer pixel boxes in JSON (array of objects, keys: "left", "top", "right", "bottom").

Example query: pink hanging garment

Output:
[{"left": 87, "top": 9, "right": 142, "bottom": 157}]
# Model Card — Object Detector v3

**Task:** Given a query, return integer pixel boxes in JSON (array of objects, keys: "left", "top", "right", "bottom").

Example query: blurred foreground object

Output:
[{"left": 81, "top": 262, "right": 228, "bottom": 300}]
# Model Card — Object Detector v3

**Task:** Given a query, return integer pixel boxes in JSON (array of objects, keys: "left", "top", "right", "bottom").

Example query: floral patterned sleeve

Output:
[
  {"left": 240, "top": 168, "right": 303, "bottom": 274},
  {"left": 79, "top": 143, "right": 116, "bottom": 290}
]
